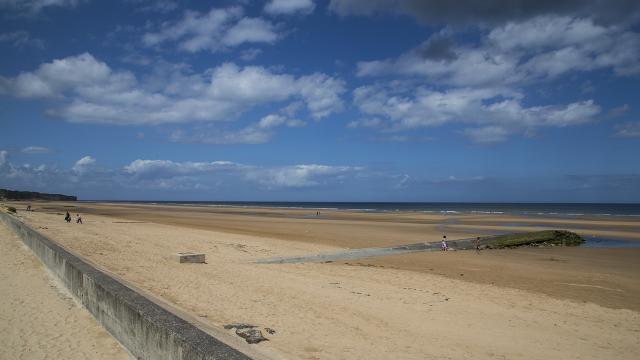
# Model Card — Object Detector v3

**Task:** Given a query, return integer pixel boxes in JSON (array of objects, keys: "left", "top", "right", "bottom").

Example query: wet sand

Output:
[
  {"left": 32, "top": 201, "right": 640, "bottom": 246},
  {"left": 0, "top": 220, "right": 130, "bottom": 360},
  {"left": 3, "top": 201, "right": 639, "bottom": 359}
]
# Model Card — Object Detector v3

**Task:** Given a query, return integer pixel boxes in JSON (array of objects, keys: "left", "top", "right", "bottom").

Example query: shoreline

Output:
[
  {"left": 20, "top": 200, "right": 640, "bottom": 242},
  {"left": 76, "top": 199, "right": 640, "bottom": 218}
]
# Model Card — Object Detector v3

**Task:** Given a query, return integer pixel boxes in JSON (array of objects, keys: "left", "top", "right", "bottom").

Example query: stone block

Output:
[{"left": 175, "top": 252, "right": 205, "bottom": 263}]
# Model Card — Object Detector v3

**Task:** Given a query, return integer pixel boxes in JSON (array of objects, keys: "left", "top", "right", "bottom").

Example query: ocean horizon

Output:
[{"left": 81, "top": 201, "right": 640, "bottom": 217}]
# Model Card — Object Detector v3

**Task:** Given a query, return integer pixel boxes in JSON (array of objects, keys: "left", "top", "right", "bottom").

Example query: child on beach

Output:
[
  {"left": 76, "top": 214, "right": 82, "bottom": 224},
  {"left": 441, "top": 236, "right": 448, "bottom": 251},
  {"left": 475, "top": 237, "right": 481, "bottom": 253}
]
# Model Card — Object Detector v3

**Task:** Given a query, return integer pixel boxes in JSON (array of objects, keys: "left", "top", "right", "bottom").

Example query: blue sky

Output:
[{"left": 0, "top": 0, "right": 639, "bottom": 202}]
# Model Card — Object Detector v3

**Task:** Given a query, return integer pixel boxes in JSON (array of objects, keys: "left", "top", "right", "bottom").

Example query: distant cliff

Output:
[{"left": 0, "top": 188, "right": 77, "bottom": 201}]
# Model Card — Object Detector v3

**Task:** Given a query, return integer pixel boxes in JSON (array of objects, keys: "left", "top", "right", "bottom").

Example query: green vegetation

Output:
[
  {"left": 484, "top": 230, "right": 584, "bottom": 248},
  {"left": 0, "top": 188, "right": 77, "bottom": 201},
  {"left": 5, "top": 206, "right": 17, "bottom": 214}
]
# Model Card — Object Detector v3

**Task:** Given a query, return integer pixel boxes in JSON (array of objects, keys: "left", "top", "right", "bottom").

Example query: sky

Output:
[{"left": 0, "top": 0, "right": 639, "bottom": 202}]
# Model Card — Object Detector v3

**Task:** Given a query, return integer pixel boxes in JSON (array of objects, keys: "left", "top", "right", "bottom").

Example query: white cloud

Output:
[
  {"left": 347, "top": 118, "right": 384, "bottom": 128},
  {"left": 0, "top": 52, "right": 115, "bottom": 98},
  {"left": 258, "top": 114, "right": 305, "bottom": 129},
  {"left": 614, "top": 122, "right": 640, "bottom": 138},
  {"left": 207, "top": 63, "right": 345, "bottom": 119},
  {"left": 72, "top": 156, "right": 96, "bottom": 173},
  {"left": 488, "top": 16, "right": 608, "bottom": 51},
  {"left": 296, "top": 73, "right": 346, "bottom": 119},
  {"left": 0, "top": 31, "right": 44, "bottom": 48},
  {"left": 247, "top": 164, "right": 361, "bottom": 187},
  {"left": 142, "top": 7, "right": 280, "bottom": 53},
  {"left": 239, "top": 48, "right": 263, "bottom": 61},
  {"left": 170, "top": 113, "right": 305, "bottom": 145},
  {"left": 607, "top": 104, "right": 630, "bottom": 118},
  {"left": 124, "top": 159, "right": 239, "bottom": 179},
  {"left": 353, "top": 83, "right": 601, "bottom": 141},
  {"left": 356, "top": 16, "right": 640, "bottom": 86},
  {"left": 327, "top": 0, "right": 640, "bottom": 26},
  {"left": 461, "top": 126, "right": 510, "bottom": 144},
  {"left": 0, "top": 54, "right": 345, "bottom": 126},
  {"left": 0, "top": 150, "right": 8, "bottom": 167},
  {"left": 264, "top": 0, "right": 315, "bottom": 15},
  {"left": 357, "top": 45, "right": 521, "bottom": 87},
  {"left": 170, "top": 127, "right": 272, "bottom": 145},
  {"left": 123, "top": 159, "right": 362, "bottom": 189},
  {"left": 208, "top": 63, "right": 295, "bottom": 103},
  {"left": 0, "top": 0, "right": 83, "bottom": 13},
  {"left": 223, "top": 17, "right": 279, "bottom": 46},
  {"left": 21, "top": 146, "right": 50, "bottom": 154}
]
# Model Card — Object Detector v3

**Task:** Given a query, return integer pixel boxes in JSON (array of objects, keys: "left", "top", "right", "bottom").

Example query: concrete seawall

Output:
[{"left": 0, "top": 213, "right": 253, "bottom": 360}]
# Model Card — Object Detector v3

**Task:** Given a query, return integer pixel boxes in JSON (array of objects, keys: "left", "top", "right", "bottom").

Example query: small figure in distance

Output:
[
  {"left": 76, "top": 213, "right": 83, "bottom": 224},
  {"left": 475, "top": 236, "right": 481, "bottom": 254},
  {"left": 441, "top": 235, "right": 448, "bottom": 251},
  {"left": 64, "top": 211, "right": 71, "bottom": 223},
  {"left": 26, "top": 204, "right": 31, "bottom": 211}
]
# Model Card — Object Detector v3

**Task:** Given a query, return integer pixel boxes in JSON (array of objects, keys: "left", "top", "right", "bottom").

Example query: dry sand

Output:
[
  {"left": 5, "top": 202, "right": 639, "bottom": 360},
  {"left": 0, "top": 221, "right": 130, "bottom": 360}
]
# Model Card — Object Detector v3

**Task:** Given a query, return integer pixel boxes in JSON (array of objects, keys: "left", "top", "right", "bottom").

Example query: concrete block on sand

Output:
[{"left": 175, "top": 252, "right": 205, "bottom": 263}]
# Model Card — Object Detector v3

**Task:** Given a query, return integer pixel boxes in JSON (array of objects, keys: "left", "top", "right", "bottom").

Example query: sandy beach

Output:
[
  {"left": 0, "top": 218, "right": 130, "bottom": 360},
  {"left": 3, "top": 201, "right": 640, "bottom": 359}
]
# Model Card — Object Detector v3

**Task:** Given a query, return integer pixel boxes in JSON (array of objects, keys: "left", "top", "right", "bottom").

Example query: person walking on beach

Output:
[
  {"left": 441, "top": 235, "right": 448, "bottom": 251},
  {"left": 475, "top": 236, "right": 481, "bottom": 254},
  {"left": 76, "top": 214, "right": 83, "bottom": 224},
  {"left": 64, "top": 211, "right": 71, "bottom": 223}
]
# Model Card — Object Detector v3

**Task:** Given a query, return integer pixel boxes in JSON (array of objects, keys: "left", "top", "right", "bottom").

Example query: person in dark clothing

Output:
[{"left": 64, "top": 211, "right": 71, "bottom": 223}]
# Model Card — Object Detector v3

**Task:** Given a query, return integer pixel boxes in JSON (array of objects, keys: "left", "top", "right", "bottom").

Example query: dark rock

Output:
[
  {"left": 235, "top": 328, "right": 268, "bottom": 344},
  {"left": 264, "top": 327, "right": 276, "bottom": 335}
]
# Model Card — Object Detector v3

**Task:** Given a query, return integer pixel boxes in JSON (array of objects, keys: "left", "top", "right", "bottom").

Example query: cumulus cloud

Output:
[
  {"left": 352, "top": 84, "right": 600, "bottom": 142},
  {"left": 170, "top": 114, "right": 305, "bottom": 145},
  {"left": 72, "top": 155, "right": 96, "bottom": 173},
  {"left": 123, "top": 159, "right": 362, "bottom": 188},
  {"left": 21, "top": 146, "right": 50, "bottom": 154},
  {"left": 124, "top": 159, "right": 240, "bottom": 179},
  {"left": 0, "top": 53, "right": 345, "bottom": 126},
  {"left": 247, "top": 164, "right": 361, "bottom": 187},
  {"left": 264, "top": 0, "right": 315, "bottom": 15},
  {"left": 328, "top": 0, "right": 640, "bottom": 26},
  {"left": 349, "top": 13, "right": 635, "bottom": 143},
  {"left": 142, "top": 7, "right": 280, "bottom": 53},
  {"left": 357, "top": 16, "right": 640, "bottom": 86}
]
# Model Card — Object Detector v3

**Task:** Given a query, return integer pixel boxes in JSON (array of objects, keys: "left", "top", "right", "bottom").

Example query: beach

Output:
[
  {"left": 0, "top": 215, "right": 130, "bottom": 360},
  {"left": 3, "top": 201, "right": 640, "bottom": 359}
]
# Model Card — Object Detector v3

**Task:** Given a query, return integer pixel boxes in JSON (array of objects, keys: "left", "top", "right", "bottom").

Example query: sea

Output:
[{"left": 90, "top": 201, "right": 640, "bottom": 218}]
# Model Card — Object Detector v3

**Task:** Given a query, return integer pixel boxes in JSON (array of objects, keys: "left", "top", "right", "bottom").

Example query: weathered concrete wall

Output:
[{"left": 0, "top": 213, "right": 252, "bottom": 360}]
